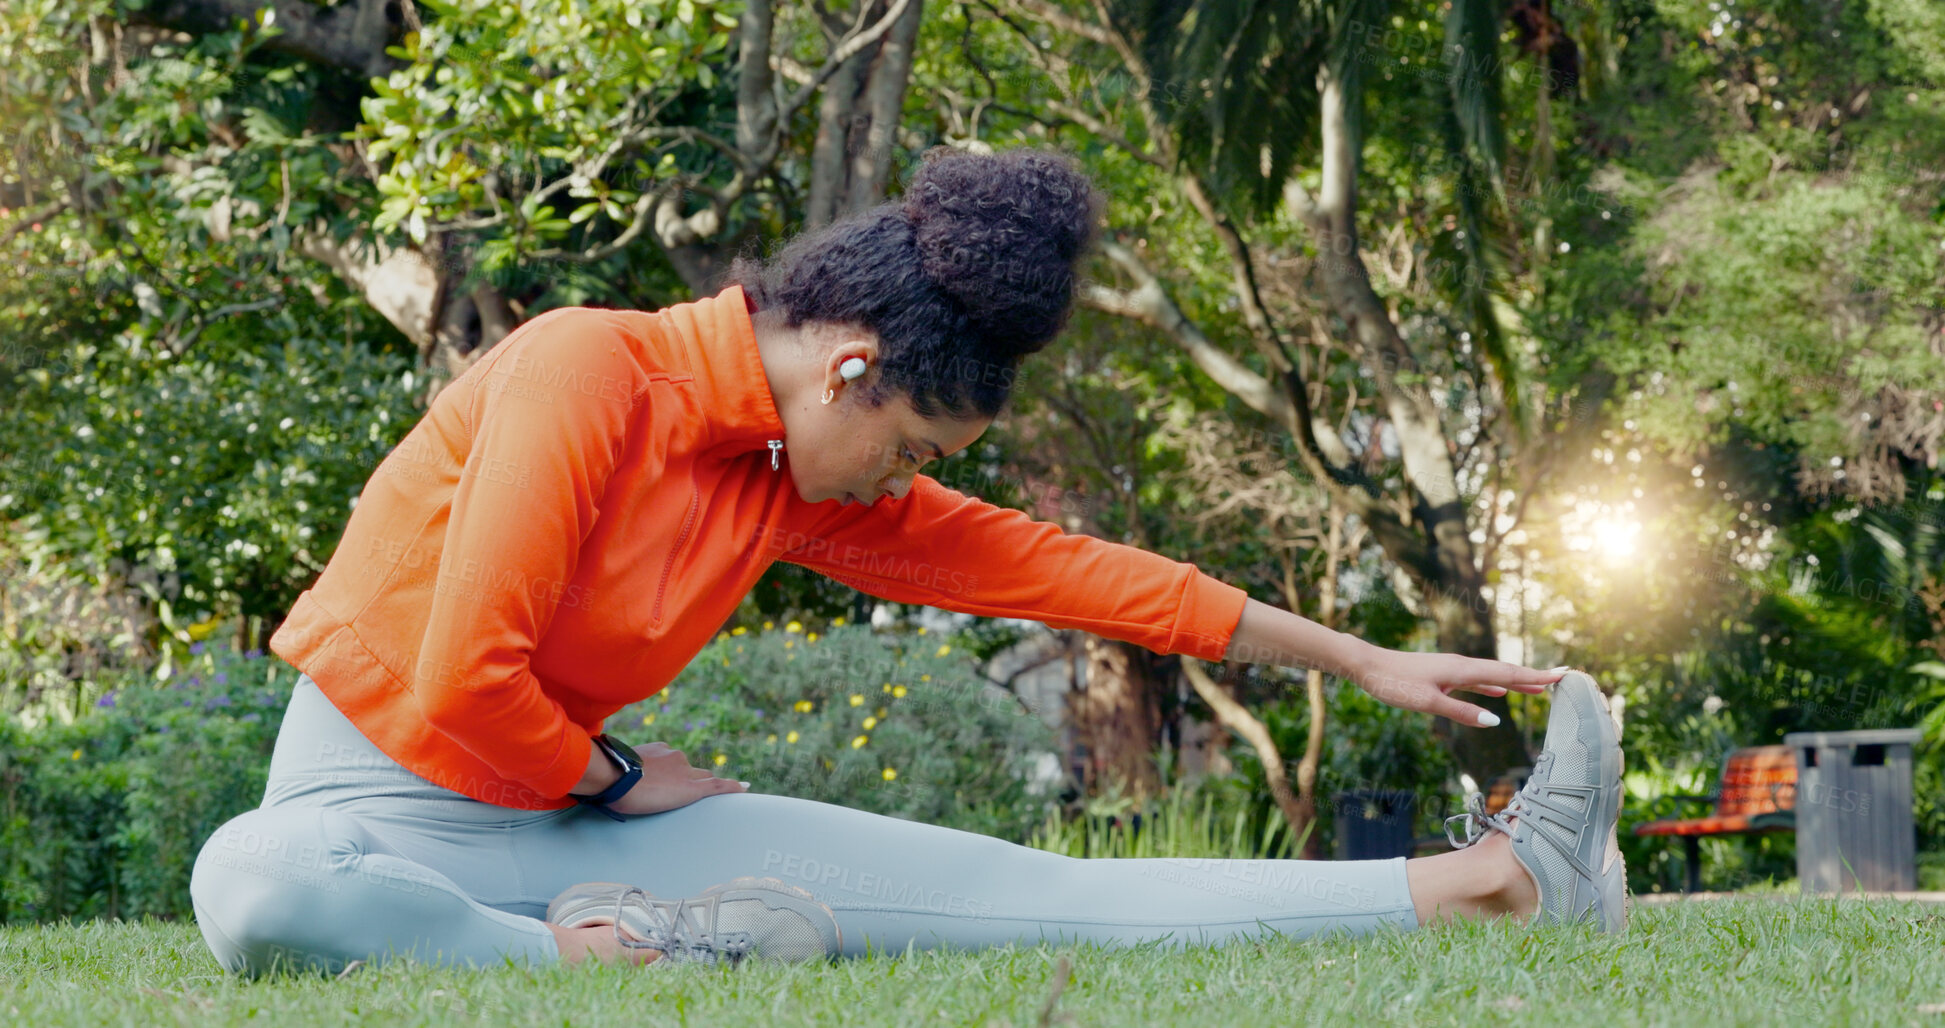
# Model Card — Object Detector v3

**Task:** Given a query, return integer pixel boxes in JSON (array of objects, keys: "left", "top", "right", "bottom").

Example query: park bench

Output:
[
  {"left": 1484, "top": 767, "right": 1529, "bottom": 816},
  {"left": 1634, "top": 745, "right": 1797, "bottom": 893}
]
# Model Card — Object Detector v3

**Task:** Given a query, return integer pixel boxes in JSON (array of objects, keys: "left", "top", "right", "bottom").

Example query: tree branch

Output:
[
  {"left": 845, "top": 0, "right": 925, "bottom": 210},
  {"left": 0, "top": 202, "right": 67, "bottom": 250},
  {"left": 166, "top": 296, "right": 284, "bottom": 355},
  {"left": 778, "top": 0, "right": 917, "bottom": 124},
  {"left": 736, "top": 0, "right": 780, "bottom": 162}
]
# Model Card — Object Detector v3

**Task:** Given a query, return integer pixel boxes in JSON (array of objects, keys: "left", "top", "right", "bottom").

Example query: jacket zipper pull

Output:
[{"left": 768, "top": 439, "right": 784, "bottom": 471}]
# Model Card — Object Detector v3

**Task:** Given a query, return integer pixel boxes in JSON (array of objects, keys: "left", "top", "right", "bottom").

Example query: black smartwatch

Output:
[{"left": 569, "top": 734, "right": 642, "bottom": 821}]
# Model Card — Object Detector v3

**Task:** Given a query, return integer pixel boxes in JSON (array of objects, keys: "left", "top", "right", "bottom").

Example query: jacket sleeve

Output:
[
  {"left": 410, "top": 309, "right": 644, "bottom": 799},
  {"left": 768, "top": 475, "right": 1249, "bottom": 661}
]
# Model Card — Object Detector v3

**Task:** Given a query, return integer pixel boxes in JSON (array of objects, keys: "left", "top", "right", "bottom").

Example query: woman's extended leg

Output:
[
  {"left": 515, "top": 790, "right": 1522, "bottom": 957},
  {"left": 525, "top": 670, "right": 1620, "bottom": 952},
  {"left": 189, "top": 674, "right": 1593, "bottom": 974}
]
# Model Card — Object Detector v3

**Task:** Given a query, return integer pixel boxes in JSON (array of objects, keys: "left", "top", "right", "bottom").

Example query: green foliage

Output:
[
  {"left": 359, "top": 0, "right": 738, "bottom": 256},
  {"left": 614, "top": 622, "right": 1060, "bottom": 842},
  {"left": 0, "top": 643, "right": 296, "bottom": 924},
  {"left": 1, "top": 0, "right": 422, "bottom": 697},
  {"left": 0, "top": 624, "right": 1062, "bottom": 926},
  {"left": 1514, "top": 0, "right": 1945, "bottom": 883},
  {"left": 0, "top": 324, "right": 417, "bottom": 694},
  {"left": 1027, "top": 766, "right": 1300, "bottom": 860},
  {"left": 1245, "top": 676, "right": 1460, "bottom": 852}
]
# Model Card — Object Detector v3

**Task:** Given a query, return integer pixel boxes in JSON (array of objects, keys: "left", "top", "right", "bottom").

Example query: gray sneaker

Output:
[
  {"left": 547, "top": 877, "right": 841, "bottom": 965},
  {"left": 1444, "top": 669, "right": 1627, "bottom": 932}
]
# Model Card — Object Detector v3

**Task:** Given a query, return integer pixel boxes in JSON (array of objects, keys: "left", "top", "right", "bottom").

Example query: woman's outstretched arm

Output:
[{"left": 1223, "top": 597, "right": 1559, "bottom": 727}]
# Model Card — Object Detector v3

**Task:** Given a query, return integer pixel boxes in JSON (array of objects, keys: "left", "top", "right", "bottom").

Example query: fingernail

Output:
[
  {"left": 1477, "top": 711, "right": 1501, "bottom": 727},
  {"left": 739, "top": 781, "right": 751, "bottom": 789},
  {"left": 1548, "top": 666, "right": 1573, "bottom": 674}
]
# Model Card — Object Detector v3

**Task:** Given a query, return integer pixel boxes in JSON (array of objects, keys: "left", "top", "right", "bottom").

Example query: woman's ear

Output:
[{"left": 823, "top": 335, "right": 880, "bottom": 388}]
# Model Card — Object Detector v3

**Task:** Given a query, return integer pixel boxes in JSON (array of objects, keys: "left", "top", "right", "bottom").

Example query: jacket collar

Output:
[{"left": 683, "top": 285, "right": 789, "bottom": 461}]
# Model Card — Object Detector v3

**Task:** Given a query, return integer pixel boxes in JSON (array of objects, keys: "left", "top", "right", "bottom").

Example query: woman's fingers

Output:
[
  {"left": 1446, "top": 658, "right": 1560, "bottom": 695},
  {"left": 1425, "top": 691, "right": 1497, "bottom": 728}
]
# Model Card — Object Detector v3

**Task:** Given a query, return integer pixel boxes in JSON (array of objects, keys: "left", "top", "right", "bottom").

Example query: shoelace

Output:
[
  {"left": 1443, "top": 790, "right": 1518, "bottom": 849},
  {"left": 1444, "top": 753, "right": 1552, "bottom": 849},
  {"left": 609, "top": 887, "right": 755, "bottom": 966}
]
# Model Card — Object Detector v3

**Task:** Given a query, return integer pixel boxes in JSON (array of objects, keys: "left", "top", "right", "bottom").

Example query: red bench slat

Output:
[{"left": 1634, "top": 745, "right": 1797, "bottom": 838}]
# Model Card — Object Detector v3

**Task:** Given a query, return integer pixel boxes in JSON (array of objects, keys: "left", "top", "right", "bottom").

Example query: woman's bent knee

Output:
[{"left": 191, "top": 808, "right": 366, "bottom": 976}]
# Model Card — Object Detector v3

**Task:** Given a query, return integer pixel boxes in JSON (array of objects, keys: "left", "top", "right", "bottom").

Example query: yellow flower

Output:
[
  {"left": 786, "top": 620, "right": 803, "bottom": 634},
  {"left": 70, "top": 749, "right": 81, "bottom": 761},
  {"left": 916, "top": 626, "right": 927, "bottom": 635},
  {"left": 786, "top": 731, "right": 800, "bottom": 744},
  {"left": 763, "top": 620, "right": 774, "bottom": 631},
  {"left": 882, "top": 682, "right": 893, "bottom": 692},
  {"left": 716, "top": 631, "right": 729, "bottom": 642},
  {"left": 712, "top": 753, "right": 727, "bottom": 766},
  {"left": 783, "top": 639, "right": 794, "bottom": 650},
  {"left": 833, "top": 617, "right": 846, "bottom": 627},
  {"left": 875, "top": 706, "right": 887, "bottom": 718},
  {"left": 642, "top": 713, "right": 656, "bottom": 726},
  {"left": 851, "top": 734, "right": 869, "bottom": 749},
  {"left": 862, "top": 716, "right": 878, "bottom": 730},
  {"left": 882, "top": 767, "right": 898, "bottom": 781},
  {"left": 849, "top": 694, "right": 864, "bottom": 707},
  {"left": 892, "top": 685, "right": 907, "bottom": 698},
  {"left": 735, "top": 645, "right": 745, "bottom": 653},
  {"left": 794, "top": 699, "right": 814, "bottom": 713},
  {"left": 920, "top": 674, "right": 931, "bottom": 683},
  {"left": 731, "top": 626, "right": 748, "bottom": 636},
  {"left": 936, "top": 644, "right": 951, "bottom": 657},
  {"left": 807, "top": 632, "right": 818, "bottom": 643},
  {"left": 766, "top": 734, "right": 778, "bottom": 744},
  {"left": 721, "top": 658, "right": 730, "bottom": 666}
]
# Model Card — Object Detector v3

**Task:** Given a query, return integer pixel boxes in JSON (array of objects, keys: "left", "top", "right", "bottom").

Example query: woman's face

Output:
[{"left": 769, "top": 330, "right": 992, "bottom": 507}]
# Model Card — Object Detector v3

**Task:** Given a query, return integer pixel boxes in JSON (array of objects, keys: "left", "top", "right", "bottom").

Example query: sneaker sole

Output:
[
  {"left": 701, "top": 876, "right": 843, "bottom": 959},
  {"left": 548, "top": 881, "right": 643, "bottom": 929}
]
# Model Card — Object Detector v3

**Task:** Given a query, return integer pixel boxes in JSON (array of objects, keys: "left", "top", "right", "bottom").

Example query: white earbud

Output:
[{"left": 839, "top": 357, "right": 867, "bottom": 382}]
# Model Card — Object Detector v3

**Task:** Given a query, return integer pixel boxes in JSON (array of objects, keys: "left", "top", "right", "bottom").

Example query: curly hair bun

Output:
[{"left": 902, "top": 147, "right": 1101, "bottom": 357}]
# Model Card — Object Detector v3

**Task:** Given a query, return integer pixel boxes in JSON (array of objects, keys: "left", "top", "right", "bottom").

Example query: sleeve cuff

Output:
[
  {"left": 1170, "top": 571, "right": 1250, "bottom": 663},
  {"left": 523, "top": 727, "right": 596, "bottom": 800}
]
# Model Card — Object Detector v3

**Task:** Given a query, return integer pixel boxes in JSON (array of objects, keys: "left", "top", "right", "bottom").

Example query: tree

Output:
[
  {"left": 92, "top": 0, "right": 935, "bottom": 397},
  {"left": 1, "top": 0, "right": 950, "bottom": 652},
  {"left": 941, "top": 0, "right": 1592, "bottom": 780}
]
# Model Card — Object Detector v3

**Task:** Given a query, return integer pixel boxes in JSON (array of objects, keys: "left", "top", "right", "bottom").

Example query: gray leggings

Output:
[{"left": 190, "top": 676, "right": 1417, "bottom": 974}]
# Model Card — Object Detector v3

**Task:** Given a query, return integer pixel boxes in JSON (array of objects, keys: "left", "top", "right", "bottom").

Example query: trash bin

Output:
[
  {"left": 1334, "top": 789, "right": 1416, "bottom": 860},
  {"left": 1785, "top": 728, "right": 1923, "bottom": 894}
]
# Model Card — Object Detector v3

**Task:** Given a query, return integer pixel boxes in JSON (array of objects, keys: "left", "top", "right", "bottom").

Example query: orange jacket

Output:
[{"left": 270, "top": 286, "right": 1249, "bottom": 809}]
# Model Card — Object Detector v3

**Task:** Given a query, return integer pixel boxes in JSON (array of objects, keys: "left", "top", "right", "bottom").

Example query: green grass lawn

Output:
[{"left": 4, "top": 900, "right": 1943, "bottom": 1026}]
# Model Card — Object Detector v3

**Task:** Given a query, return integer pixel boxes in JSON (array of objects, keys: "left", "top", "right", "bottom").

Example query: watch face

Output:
[{"left": 601, "top": 735, "right": 641, "bottom": 771}]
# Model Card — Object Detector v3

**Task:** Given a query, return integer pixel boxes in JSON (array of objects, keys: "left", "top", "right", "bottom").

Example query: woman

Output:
[{"left": 190, "top": 147, "right": 1624, "bottom": 975}]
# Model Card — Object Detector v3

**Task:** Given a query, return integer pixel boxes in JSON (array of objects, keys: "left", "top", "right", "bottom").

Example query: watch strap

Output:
[{"left": 571, "top": 734, "right": 641, "bottom": 820}]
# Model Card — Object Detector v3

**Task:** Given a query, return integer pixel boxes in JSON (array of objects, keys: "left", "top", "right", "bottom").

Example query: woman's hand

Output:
[
  {"left": 1222, "top": 597, "right": 1561, "bottom": 727},
  {"left": 605, "top": 742, "right": 749, "bottom": 816},
  {"left": 1350, "top": 647, "right": 1561, "bottom": 727}
]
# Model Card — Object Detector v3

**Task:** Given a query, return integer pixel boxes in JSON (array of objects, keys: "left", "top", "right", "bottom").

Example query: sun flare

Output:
[{"left": 1589, "top": 517, "right": 1641, "bottom": 560}]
